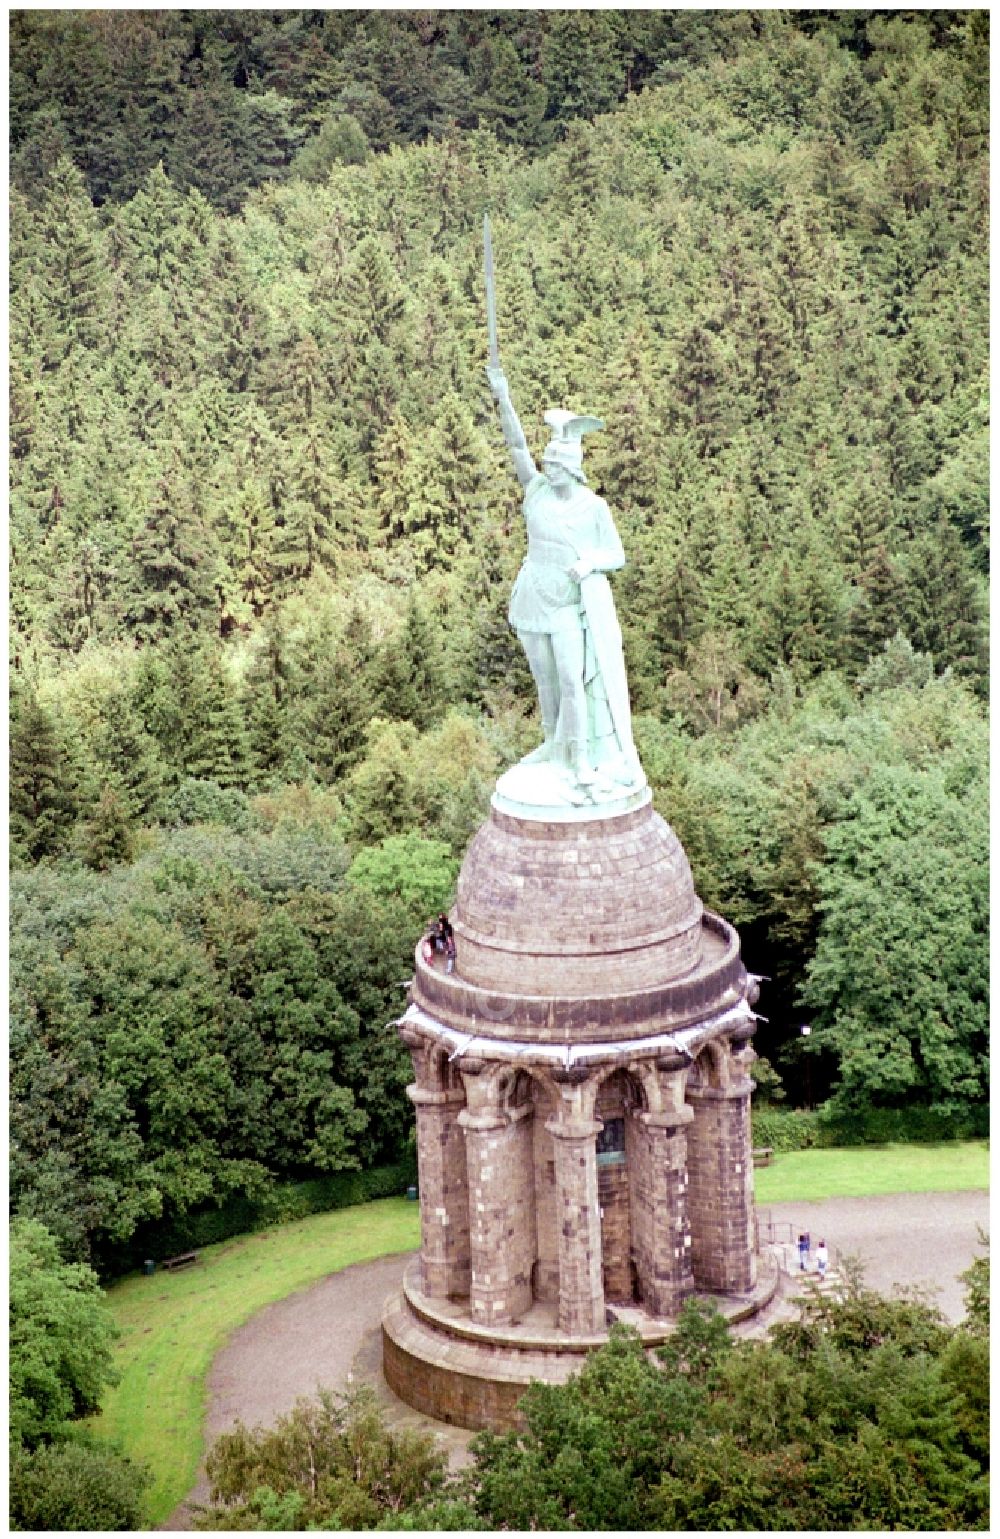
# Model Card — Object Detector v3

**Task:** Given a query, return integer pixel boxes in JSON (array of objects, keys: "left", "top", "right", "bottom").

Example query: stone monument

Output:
[{"left": 381, "top": 220, "right": 773, "bottom": 1430}]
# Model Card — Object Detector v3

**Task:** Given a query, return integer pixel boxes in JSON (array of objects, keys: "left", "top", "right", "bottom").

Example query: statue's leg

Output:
[
  {"left": 517, "top": 630, "right": 559, "bottom": 761},
  {"left": 550, "top": 626, "right": 594, "bottom": 783}
]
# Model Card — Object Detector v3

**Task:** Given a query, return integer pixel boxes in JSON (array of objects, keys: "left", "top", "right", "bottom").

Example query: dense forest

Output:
[{"left": 10, "top": 9, "right": 989, "bottom": 1275}]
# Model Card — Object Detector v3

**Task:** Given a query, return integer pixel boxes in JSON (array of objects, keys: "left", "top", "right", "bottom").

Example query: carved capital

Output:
[
  {"left": 407, "top": 1085, "right": 465, "bottom": 1108},
  {"left": 686, "top": 1079, "right": 752, "bottom": 1103},
  {"left": 642, "top": 1105, "right": 694, "bottom": 1130},
  {"left": 458, "top": 1108, "right": 507, "bottom": 1132},
  {"left": 545, "top": 1116, "right": 602, "bottom": 1142}
]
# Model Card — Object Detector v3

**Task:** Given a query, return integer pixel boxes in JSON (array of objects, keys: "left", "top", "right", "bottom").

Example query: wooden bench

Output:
[
  {"left": 752, "top": 1146, "right": 774, "bottom": 1167},
  {"left": 160, "top": 1250, "right": 199, "bottom": 1271}
]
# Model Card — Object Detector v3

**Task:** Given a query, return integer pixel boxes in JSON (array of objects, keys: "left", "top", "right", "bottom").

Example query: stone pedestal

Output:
[{"left": 382, "top": 794, "right": 766, "bottom": 1429}]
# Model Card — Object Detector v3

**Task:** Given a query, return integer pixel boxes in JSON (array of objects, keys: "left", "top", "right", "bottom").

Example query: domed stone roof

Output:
[{"left": 451, "top": 795, "right": 704, "bottom": 997}]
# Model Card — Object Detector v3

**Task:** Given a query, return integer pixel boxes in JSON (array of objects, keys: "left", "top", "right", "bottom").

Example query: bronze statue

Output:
[{"left": 484, "top": 216, "right": 643, "bottom": 802}]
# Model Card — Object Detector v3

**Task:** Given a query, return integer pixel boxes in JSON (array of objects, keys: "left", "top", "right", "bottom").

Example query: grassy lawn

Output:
[
  {"left": 91, "top": 1144, "right": 988, "bottom": 1527},
  {"left": 754, "top": 1140, "right": 989, "bottom": 1204},
  {"left": 89, "top": 1196, "right": 420, "bottom": 1528}
]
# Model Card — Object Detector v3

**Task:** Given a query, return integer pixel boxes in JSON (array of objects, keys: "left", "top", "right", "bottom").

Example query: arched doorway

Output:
[{"left": 596, "top": 1069, "right": 643, "bottom": 1304}]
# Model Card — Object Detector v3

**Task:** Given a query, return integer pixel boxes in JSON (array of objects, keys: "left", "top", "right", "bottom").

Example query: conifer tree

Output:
[
  {"left": 845, "top": 544, "right": 905, "bottom": 668},
  {"left": 244, "top": 616, "right": 293, "bottom": 782},
  {"left": 540, "top": 11, "right": 623, "bottom": 123},
  {"left": 123, "top": 469, "right": 218, "bottom": 642},
  {"left": 91, "top": 690, "right": 165, "bottom": 822},
  {"left": 33, "top": 157, "right": 113, "bottom": 364},
  {"left": 301, "top": 608, "right": 378, "bottom": 783},
  {"left": 79, "top": 784, "right": 134, "bottom": 871},
  {"left": 186, "top": 669, "right": 254, "bottom": 792},
  {"left": 10, "top": 104, "right": 74, "bottom": 197},
  {"left": 672, "top": 321, "right": 732, "bottom": 457},
  {"left": 232, "top": 481, "right": 275, "bottom": 620},
  {"left": 376, "top": 595, "right": 443, "bottom": 732},
  {"left": 271, "top": 428, "right": 341, "bottom": 589},
  {"left": 342, "top": 236, "right": 407, "bottom": 348},
  {"left": 480, "top": 36, "right": 548, "bottom": 145},
  {"left": 374, "top": 414, "right": 453, "bottom": 575},
  {"left": 10, "top": 692, "right": 76, "bottom": 863},
  {"left": 900, "top": 523, "right": 987, "bottom": 688}
]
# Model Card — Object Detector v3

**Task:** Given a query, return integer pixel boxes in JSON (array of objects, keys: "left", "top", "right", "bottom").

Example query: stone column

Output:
[
  {"left": 638, "top": 1106, "right": 695, "bottom": 1315},
  {"left": 459, "top": 1070, "right": 534, "bottom": 1325},
  {"left": 687, "top": 1057, "right": 756, "bottom": 1293},
  {"left": 546, "top": 1113, "right": 605, "bottom": 1335},
  {"left": 407, "top": 1084, "right": 470, "bottom": 1299}
]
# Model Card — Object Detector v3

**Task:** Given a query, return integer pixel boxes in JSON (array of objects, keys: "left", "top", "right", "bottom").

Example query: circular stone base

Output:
[
  {"left": 381, "top": 1256, "right": 779, "bottom": 1432},
  {"left": 493, "top": 762, "right": 649, "bottom": 822}
]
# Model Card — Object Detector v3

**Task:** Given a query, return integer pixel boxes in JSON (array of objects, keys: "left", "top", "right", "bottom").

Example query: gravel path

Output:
[
  {"left": 760, "top": 1188, "right": 989, "bottom": 1321},
  {"left": 165, "top": 1189, "right": 988, "bottom": 1528},
  {"left": 167, "top": 1253, "right": 413, "bottom": 1530}
]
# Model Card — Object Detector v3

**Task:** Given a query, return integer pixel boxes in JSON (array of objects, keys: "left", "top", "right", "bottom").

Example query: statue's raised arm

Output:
[{"left": 486, "top": 364, "right": 536, "bottom": 489}]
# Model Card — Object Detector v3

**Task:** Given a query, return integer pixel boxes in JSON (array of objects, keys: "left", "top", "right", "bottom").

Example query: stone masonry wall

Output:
[
  {"left": 531, "top": 1106, "right": 560, "bottom": 1302},
  {"left": 409, "top": 1088, "right": 470, "bottom": 1300},
  {"left": 454, "top": 804, "right": 704, "bottom": 995},
  {"left": 463, "top": 1105, "right": 535, "bottom": 1325},
  {"left": 686, "top": 1086, "right": 756, "bottom": 1293}
]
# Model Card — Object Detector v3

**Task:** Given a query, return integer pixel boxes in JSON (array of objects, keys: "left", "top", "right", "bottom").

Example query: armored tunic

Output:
[{"left": 508, "top": 473, "right": 623, "bottom": 635}]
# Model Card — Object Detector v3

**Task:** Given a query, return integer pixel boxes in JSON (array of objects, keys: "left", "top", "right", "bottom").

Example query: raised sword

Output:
[{"left": 483, "top": 212, "right": 500, "bottom": 367}]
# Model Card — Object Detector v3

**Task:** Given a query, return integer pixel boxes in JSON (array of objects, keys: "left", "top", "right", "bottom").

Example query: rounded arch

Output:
[
  {"left": 427, "top": 1041, "right": 464, "bottom": 1095},
  {"left": 495, "top": 1066, "right": 536, "bottom": 1113},
  {"left": 687, "top": 1037, "right": 729, "bottom": 1093},
  {"left": 511, "top": 1065, "right": 562, "bottom": 1118},
  {"left": 591, "top": 1061, "right": 648, "bottom": 1114}
]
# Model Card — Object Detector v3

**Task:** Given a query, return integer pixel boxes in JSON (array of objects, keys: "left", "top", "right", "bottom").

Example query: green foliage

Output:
[
  {"left": 78, "top": 783, "right": 135, "bottom": 870},
  {"left": 958, "top": 1231, "right": 989, "bottom": 1339},
  {"left": 346, "top": 832, "right": 459, "bottom": 916},
  {"left": 164, "top": 777, "right": 255, "bottom": 832},
  {"left": 394, "top": 1283, "right": 991, "bottom": 1531},
  {"left": 10, "top": 827, "right": 416, "bottom": 1263},
  {"left": 10, "top": 1438, "right": 150, "bottom": 1532},
  {"left": 195, "top": 1386, "right": 447, "bottom": 1530},
  {"left": 99, "top": 1158, "right": 416, "bottom": 1281},
  {"left": 751, "top": 1107, "right": 821, "bottom": 1153},
  {"left": 9, "top": 689, "right": 77, "bottom": 864},
  {"left": 8, "top": 10, "right": 988, "bottom": 1270},
  {"left": 802, "top": 760, "right": 988, "bottom": 1115},
  {"left": 815, "top": 1101, "right": 990, "bottom": 1146},
  {"left": 9, "top": 1219, "right": 120, "bottom": 1448}
]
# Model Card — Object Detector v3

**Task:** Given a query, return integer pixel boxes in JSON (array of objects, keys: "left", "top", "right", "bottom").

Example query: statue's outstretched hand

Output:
[{"left": 486, "top": 363, "right": 507, "bottom": 399}]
